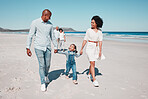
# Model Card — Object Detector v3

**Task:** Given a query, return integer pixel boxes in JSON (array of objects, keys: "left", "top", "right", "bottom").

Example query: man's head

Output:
[
  {"left": 56, "top": 26, "right": 59, "bottom": 30},
  {"left": 41, "top": 9, "right": 52, "bottom": 22}
]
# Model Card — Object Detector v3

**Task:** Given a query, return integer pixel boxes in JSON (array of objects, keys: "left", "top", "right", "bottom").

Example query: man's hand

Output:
[
  {"left": 54, "top": 49, "right": 58, "bottom": 53},
  {"left": 26, "top": 48, "right": 32, "bottom": 57}
]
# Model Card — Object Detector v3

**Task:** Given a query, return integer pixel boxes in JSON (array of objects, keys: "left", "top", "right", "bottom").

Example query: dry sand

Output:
[{"left": 0, "top": 33, "right": 148, "bottom": 99}]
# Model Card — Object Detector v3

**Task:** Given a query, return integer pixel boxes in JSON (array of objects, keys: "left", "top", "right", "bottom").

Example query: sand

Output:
[{"left": 0, "top": 33, "right": 148, "bottom": 99}]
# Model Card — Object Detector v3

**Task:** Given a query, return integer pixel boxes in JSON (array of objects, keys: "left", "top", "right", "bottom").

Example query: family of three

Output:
[{"left": 26, "top": 9, "right": 104, "bottom": 92}]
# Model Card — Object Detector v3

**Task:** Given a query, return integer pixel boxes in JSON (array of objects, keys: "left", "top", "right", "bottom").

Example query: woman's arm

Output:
[
  {"left": 80, "top": 40, "right": 87, "bottom": 55},
  {"left": 99, "top": 41, "right": 102, "bottom": 57}
]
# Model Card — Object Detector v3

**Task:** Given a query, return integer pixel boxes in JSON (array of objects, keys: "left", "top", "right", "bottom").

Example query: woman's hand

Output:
[
  {"left": 80, "top": 49, "right": 83, "bottom": 55},
  {"left": 99, "top": 52, "right": 102, "bottom": 57}
]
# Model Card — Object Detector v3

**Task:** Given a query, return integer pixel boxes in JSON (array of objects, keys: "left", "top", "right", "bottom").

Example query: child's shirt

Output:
[
  {"left": 59, "top": 32, "right": 65, "bottom": 40},
  {"left": 58, "top": 50, "right": 81, "bottom": 64}
]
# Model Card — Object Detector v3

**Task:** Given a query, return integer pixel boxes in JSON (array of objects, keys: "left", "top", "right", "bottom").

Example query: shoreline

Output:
[{"left": 1, "top": 32, "right": 148, "bottom": 44}]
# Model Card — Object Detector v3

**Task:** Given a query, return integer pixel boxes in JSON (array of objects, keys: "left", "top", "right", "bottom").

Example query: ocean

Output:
[
  {"left": 1, "top": 31, "right": 148, "bottom": 43},
  {"left": 65, "top": 31, "right": 148, "bottom": 43}
]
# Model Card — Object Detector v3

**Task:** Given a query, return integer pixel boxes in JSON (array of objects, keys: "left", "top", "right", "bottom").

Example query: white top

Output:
[
  {"left": 54, "top": 29, "right": 60, "bottom": 39},
  {"left": 59, "top": 32, "right": 65, "bottom": 40},
  {"left": 84, "top": 28, "right": 103, "bottom": 41}
]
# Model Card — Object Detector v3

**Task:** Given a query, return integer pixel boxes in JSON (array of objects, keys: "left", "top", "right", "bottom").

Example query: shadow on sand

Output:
[
  {"left": 81, "top": 67, "right": 102, "bottom": 76},
  {"left": 46, "top": 69, "right": 65, "bottom": 87},
  {"left": 68, "top": 67, "right": 102, "bottom": 79}
]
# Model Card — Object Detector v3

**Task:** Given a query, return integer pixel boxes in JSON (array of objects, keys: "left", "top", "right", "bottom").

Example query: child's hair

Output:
[
  {"left": 59, "top": 28, "right": 63, "bottom": 32},
  {"left": 71, "top": 44, "right": 78, "bottom": 53},
  {"left": 91, "top": 16, "right": 103, "bottom": 28}
]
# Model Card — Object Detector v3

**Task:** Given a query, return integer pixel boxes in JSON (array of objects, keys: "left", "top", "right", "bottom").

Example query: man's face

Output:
[
  {"left": 42, "top": 13, "right": 51, "bottom": 22},
  {"left": 56, "top": 27, "right": 59, "bottom": 30}
]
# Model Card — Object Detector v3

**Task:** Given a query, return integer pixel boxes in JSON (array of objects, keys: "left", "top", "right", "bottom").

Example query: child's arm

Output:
[
  {"left": 57, "top": 50, "right": 67, "bottom": 55},
  {"left": 75, "top": 53, "right": 81, "bottom": 58}
]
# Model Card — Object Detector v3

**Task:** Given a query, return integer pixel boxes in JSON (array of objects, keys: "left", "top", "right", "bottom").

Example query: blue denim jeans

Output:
[
  {"left": 35, "top": 48, "right": 51, "bottom": 84},
  {"left": 65, "top": 62, "right": 77, "bottom": 80},
  {"left": 65, "top": 53, "right": 77, "bottom": 80}
]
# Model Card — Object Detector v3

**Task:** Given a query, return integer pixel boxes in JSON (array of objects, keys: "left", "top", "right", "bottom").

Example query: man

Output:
[
  {"left": 54, "top": 26, "right": 60, "bottom": 48},
  {"left": 26, "top": 9, "right": 58, "bottom": 92}
]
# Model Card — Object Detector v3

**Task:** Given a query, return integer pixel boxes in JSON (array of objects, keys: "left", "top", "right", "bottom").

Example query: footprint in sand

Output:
[{"left": 5, "top": 87, "right": 21, "bottom": 93}]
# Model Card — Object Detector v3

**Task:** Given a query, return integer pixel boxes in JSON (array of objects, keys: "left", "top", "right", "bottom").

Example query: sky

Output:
[{"left": 0, "top": 0, "right": 148, "bottom": 32}]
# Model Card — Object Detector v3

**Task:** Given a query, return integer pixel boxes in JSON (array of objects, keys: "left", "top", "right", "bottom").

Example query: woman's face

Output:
[
  {"left": 69, "top": 44, "right": 75, "bottom": 51},
  {"left": 91, "top": 19, "right": 97, "bottom": 29}
]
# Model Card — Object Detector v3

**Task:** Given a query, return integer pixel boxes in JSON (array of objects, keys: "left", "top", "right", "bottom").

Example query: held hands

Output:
[
  {"left": 26, "top": 48, "right": 32, "bottom": 57},
  {"left": 54, "top": 49, "right": 58, "bottom": 53}
]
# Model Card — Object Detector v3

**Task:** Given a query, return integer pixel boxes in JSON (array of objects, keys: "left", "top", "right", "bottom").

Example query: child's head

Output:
[
  {"left": 69, "top": 44, "right": 78, "bottom": 53},
  {"left": 59, "top": 28, "right": 63, "bottom": 33}
]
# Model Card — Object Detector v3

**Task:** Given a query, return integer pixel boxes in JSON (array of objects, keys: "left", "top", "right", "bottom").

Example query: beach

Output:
[{"left": 0, "top": 33, "right": 148, "bottom": 99}]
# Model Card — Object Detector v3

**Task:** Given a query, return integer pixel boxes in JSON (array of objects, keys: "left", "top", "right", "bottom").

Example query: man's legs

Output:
[
  {"left": 44, "top": 48, "right": 51, "bottom": 77},
  {"left": 57, "top": 38, "right": 60, "bottom": 49},
  {"left": 35, "top": 48, "right": 46, "bottom": 84}
]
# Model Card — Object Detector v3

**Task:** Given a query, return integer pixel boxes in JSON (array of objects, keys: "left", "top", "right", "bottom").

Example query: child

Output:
[
  {"left": 59, "top": 28, "right": 66, "bottom": 51},
  {"left": 58, "top": 44, "right": 81, "bottom": 84}
]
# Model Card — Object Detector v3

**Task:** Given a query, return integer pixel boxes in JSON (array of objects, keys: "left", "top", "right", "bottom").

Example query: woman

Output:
[{"left": 80, "top": 16, "right": 103, "bottom": 87}]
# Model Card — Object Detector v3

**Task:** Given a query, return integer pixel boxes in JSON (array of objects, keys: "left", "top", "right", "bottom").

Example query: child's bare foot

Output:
[
  {"left": 73, "top": 80, "right": 78, "bottom": 85},
  {"left": 65, "top": 76, "right": 69, "bottom": 79}
]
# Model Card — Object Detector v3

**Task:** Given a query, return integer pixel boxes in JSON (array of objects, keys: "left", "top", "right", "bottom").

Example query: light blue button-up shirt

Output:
[{"left": 26, "top": 18, "right": 57, "bottom": 51}]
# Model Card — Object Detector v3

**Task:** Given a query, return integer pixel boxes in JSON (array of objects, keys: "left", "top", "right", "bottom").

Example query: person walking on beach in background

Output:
[
  {"left": 54, "top": 26, "right": 60, "bottom": 48},
  {"left": 58, "top": 44, "right": 81, "bottom": 84},
  {"left": 26, "top": 9, "right": 58, "bottom": 92},
  {"left": 80, "top": 16, "right": 103, "bottom": 87},
  {"left": 59, "top": 28, "right": 66, "bottom": 51}
]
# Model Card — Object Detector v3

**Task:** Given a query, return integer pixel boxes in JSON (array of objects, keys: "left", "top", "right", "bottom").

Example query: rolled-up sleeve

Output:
[
  {"left": 50, "top": 26, "right": 58, "bottom": 49},
  {"left": 26, "top": 21, "right": 36, "bottom": 49}
]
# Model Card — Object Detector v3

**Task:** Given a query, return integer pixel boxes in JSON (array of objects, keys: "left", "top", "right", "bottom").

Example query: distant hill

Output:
[{"left": 0, "top": 27, "right": 76, "bottom": 32}]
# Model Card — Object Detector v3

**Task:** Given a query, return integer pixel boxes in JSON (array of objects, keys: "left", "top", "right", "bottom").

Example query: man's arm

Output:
[
  {"left": 26, "top": 21, "right": 36, "bottom": 56},
  {"left": 50, "top": 26, "right": 58, "bottom": 53}
]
